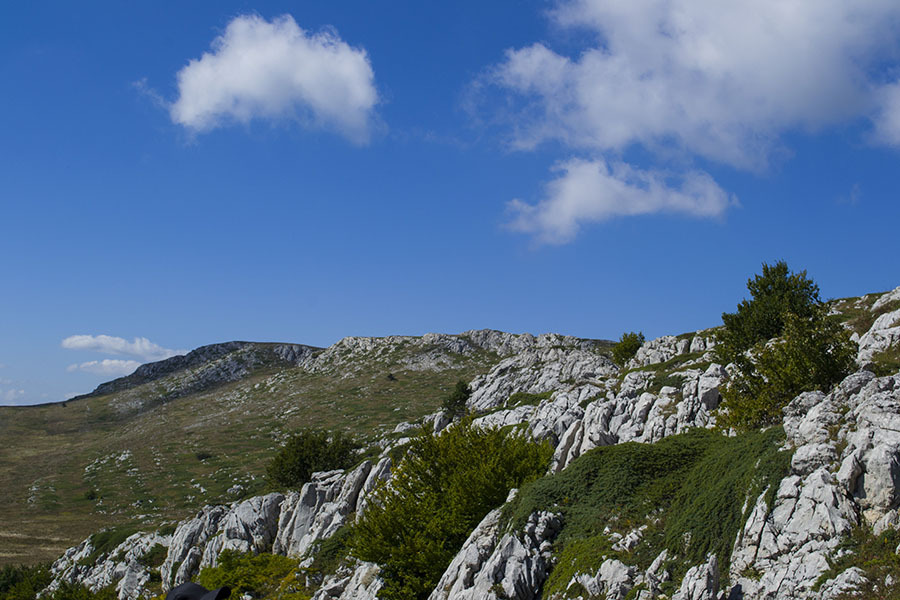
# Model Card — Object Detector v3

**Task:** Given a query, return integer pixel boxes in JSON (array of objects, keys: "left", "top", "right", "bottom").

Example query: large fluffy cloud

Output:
[
  {"left": 508, "top": 159, "right": 733, "bottom": 243},
  {"left": 61, "top": 335, "right": 185, "bottom": 362},
  {"left": 67, "top": 360, "right": 142, "bottom": 377},
  {"left": 489, "top": 0, "right": 900, "bottom": 241},
  {"left": 496, "top": 0, "right": 900, "bottom": 166},
  {"left": 170, "top": 14, "right": 378, "bottom": 143}
]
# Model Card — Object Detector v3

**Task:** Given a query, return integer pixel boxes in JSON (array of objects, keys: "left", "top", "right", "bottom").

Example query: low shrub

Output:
[
  {"left": 350, "top": 420, "right": 553, "bottom": 600},
  {"left": 267, "top": 429, "right": 360, "bottom": 490},
  {"left": 612, "top": 332, "right": 645, "bottom": 366},
  {"left": 195, "top": 550, "right": 308, "bottom": 600},
  {"left": 506, "top": 427, "right": 791, "bottom": 596},
  {"left": 0, "top": 563, "right": 52, "bottom": 600}
]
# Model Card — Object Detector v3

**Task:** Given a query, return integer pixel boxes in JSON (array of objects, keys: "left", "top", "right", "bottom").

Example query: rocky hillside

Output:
[
  {"left": 0, "top": 330, "right": 609, "bottom": 565},
  {"left": 31, "top": 284, "right": 900, "bottom": 600}
]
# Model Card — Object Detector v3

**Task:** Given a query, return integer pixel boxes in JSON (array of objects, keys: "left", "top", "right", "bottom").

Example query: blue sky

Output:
[{"left": 2, "top": 0, "right": 899, "bottom": 405}]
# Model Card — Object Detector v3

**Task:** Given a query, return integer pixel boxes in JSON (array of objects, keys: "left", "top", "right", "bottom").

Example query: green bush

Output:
[
  {"left": 719, "top": 310, "right": 856, "bottom": 430},
  {"left": 612, "top": 332, "right": 645, "bottom": 366},
  {"left": 196, "top": 550, "right": 308, "bottom": 600},
  {"left": 507, "top": 428, "right": 791, "bottom": 596},
  {"left": 441, "top": 380, "right": 470, "bottom": 418},
  {"left": 714, "top": 260, "right": 821, "bottom": 367},
  {"left": 55, "top": 584, "right": 118, "bottom": 600},
  {"left": 0, "top": 563, "right": 52, "bottom": 600},
  {"left": 267, "top": 429, "right": 360, "bottom": 490},
  {"left": 715, "top": 262, "right": 856, "bottom": 430},
  {"left": 814, "top": 527, "right": 900, "bottom": 598},
  {"left": 350, "top": 420, "right": 553, "bottom": 600}
]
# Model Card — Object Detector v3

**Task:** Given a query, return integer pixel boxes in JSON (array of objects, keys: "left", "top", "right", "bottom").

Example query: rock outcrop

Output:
[
  {"left": 49, "top": 532, "right": 170, "bottom": 600},
  {"left": 46, "top": 294, "right": 900, "bottom": 600}
]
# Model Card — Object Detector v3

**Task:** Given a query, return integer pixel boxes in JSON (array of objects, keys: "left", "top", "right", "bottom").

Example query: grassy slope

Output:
[{"left": 0, "top": 347, "right": 496, "bottom": 566}]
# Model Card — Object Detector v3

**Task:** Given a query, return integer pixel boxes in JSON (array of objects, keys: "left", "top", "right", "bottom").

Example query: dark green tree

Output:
[
  {"left": 612, "top": 331, "right": 645, "bottom": 366},
  {"left": 267, "top": 428, "right": 360, "bottom": 490},
  {"left": 716, "top": 262, "right": 857, "bottom": 430},
  {"left": 441, "top": 380, "right": 471, "bottom": 418},
  {"left": 714, "top": 260, "right": 821, "bottom": 367}
]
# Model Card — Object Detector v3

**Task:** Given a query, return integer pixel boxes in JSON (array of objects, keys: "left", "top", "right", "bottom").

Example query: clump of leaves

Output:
[
  {"left": 350, "top": 420, "right": 553, "bottom": 600},
  {"left": 715, "top": 261, "right": 857, "bottom": 431},
  {"left": 304, "top": 525, "right": 353, "bottom": 584},
  {"left": 612, "top": 332, "right": 645, "bottom": 366},
  {"left": 45, "top": 583, "right": 118, "bottom": 600},
  {"left": 267, "top": 428, "right": 360, "bottom": 490},
  {"left": 196, "top": 550, "right": 308, "bottom": 600},
  {"left": 137, "top": 544, "right": 167, "bottom": 569},
  {"left": 441, "top": 380, "right": 471, "bottom": 419}
]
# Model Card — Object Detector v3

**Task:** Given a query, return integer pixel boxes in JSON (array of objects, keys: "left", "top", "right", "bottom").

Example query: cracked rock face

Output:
[
  {"left": 626, "top": 334, "right": 717, "bottom": 369},
  {"left": 673, "top": 554, "right": 719, "bottom": 600},
  {"left": 468, "top": 348, "right": 617, "bottom": 412},
  {"left": 429, "top": 506, "right": 560, "bottom": 600}
]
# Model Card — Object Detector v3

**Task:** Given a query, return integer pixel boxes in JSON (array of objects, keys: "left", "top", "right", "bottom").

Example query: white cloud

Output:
[
  {"left": 67, "top": 360, "right": 142, "bottom": 377},
  {"left": 1, "top": 388, "right": 26, "bottom": 405},
  {"left": 485, "top": 0, "right": 900, "bottom": 242},
  {"left": 873, "top": 82, "right": 900, "bottom": 146},
  {"left": 170, "top": 14, "right": 379, "bottom": 143},
  {"left": 61, "top": 335, "right": 186, "bottom": 362},
  {"left": 492, "top": 0, "right": 900, "bottom": 168},
  {"left": 508, "top": 158, "right": 733, "bottom": 243}
]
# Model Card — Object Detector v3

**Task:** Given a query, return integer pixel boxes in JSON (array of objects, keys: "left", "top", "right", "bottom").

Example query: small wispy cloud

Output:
[
  {"left": 168, "top": 14, "right": 379, "bottom": 143},
  {"left": 67, "top": 360, "right": 142, "bottom": 377},
  {"left": 1, "top": 388, "right": 26, "bottom": 405},
  {"left": 61, "top": 335, "right": 186, "bottom": 362}
]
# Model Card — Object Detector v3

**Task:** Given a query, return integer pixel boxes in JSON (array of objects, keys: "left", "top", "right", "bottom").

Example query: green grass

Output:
[
  {"left": 814, "top": 527, "right": 900, "bottom": 599},
  {"left": 78, "top": 527, "right": 139, "bottom": 566},
  {"left": 870, "top": 346, "right": 900, "bottom": 377},
  {"left": 831, "top": 293, "right": 900, "bottom": 336},
  {"left": 505, "top": 427, "right": 791, "bottom": 597},
  {"left": 0, "top": 340, "right": 499, "bottom": 566}
]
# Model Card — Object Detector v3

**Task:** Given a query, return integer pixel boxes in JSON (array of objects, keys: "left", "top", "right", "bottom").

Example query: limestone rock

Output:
[
  {"left": 200, "top": 493, "right": 285, "bottom": 567},
  {"left": 818, "top": 567, "right": 869, "bottom": 600},
  {"left": 429, "top": 509, "right": 560, "bottom": 600},
  {"left": 673, "top": 554, "right": 718, "bottom": 600},
  {"left": 857, "top": 304, "right": 900, "bottom": 366},
  {"left": 274, "top": 461, "right": 374, "bottom": 557},
  {"left": 49, "top": 531, "right": 170, "bottom": 600},
  {"left": 311, "top": 561, "right": 382, "bottom": 600},
  {"left": 729, "top": 467, "right": 858, "bottom": 599},
  {"left": 468, "top": 347, "right": 616, "bottom": 412}
]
